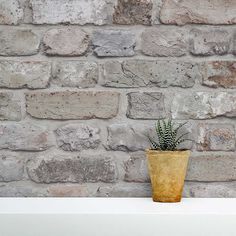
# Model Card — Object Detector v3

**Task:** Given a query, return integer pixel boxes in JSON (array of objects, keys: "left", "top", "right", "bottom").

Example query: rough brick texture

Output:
[
  {"left": 190, "top": 29, "right": 231, "bottom": 56},
  {"left": 0, "top": 92, "right": 21, "bottom": 121},
  {"left": 27, "top": 153, "right": 118, "bottom": 183},
  {"left": 93, "top": 30, "right": 136, "bottom": 57},
  {"left": 52, "top": 61, "right": 98, "bottom": 88},
  {"left": 43, "top": 28, "right": 89, "bottom": 56},
  {"left": 103, "top": 60, "right": 199, "bottom": 88},
  {"left": 0, "top": 29, "right": 39, "bottom": 56},
  {"left": 187, "top": 154, "right": 236, "bottom": 182},
  {"left": 0, "top": 152, "right": 24, "bottom": 182},
  {"left": 25, "top": 91, "right": 120, "bottom": 120},
  {"left": 0, "top": 0, "right": 23, "bottom": 25},
  {"left": 172, "top": 92, "right": 236, "bottom": 119},
  {"left": 196, "top": 123, "right": 235, "bottom": 151},
  {"left": 0, "top": 123, "right": 52, "bottom": 151},
  {"left": 0, "top": 60, "right": 51, "bottom": 89},
  {"left": 0, "top": 0, "right": 236, "bottom": 198},
  {"left": 55, "top": 124, "right": 100, "bottom": 151},
  {"left": 160, "top": 0, "right": 236, "bottom": 25},
  {"left": 201, "top": 61, "right": 236, "bottom": 89},
  {"left": 31, "top": 0, "right": 114, "bottom": 25},
  {"left": 127, "top": 92, "right": 166, "bottom": 119},
  {"left": 141, "top": 28, "right": 187, "bottom": 57},
  {"left": 113, "top": 0, "right": 153, "bottom": 25}
]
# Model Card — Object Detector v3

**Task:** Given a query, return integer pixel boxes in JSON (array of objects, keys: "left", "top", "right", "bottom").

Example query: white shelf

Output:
[{"left": 0, "top": 198, "right": 235, "bottom": 236}]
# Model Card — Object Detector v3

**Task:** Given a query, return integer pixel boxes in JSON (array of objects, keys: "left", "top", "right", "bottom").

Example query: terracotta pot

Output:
[{"left": 146, "top": 150, "right": 190, "bottom": 203}]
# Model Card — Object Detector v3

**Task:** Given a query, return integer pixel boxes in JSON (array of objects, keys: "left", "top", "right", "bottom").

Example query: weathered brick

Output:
[
  {"left": 0, "top": 29, "right": 39, "bottom": 56},
  {"left": 127, "top": 92, "right": 166, "bottom": 119},
  {"left": 190, "top": 29, "right": 231, "bottom": 56},
  {"left": 187, "top": 154, "right": 236, "bottom": 182},
  {"left": 26, "top": 91, "right": 120, "bottom": 120},
  {"left": 96, "top": 183, "right": 151, "bottom": 197},
  {"left": 113, "top": 0, "right": 153, "bottom": 25},
  {"left": 30, "top": 0, "right": 114, "bottom": 25},
  {"left": 107, "top": 122, "right": 193, "bottom": 151},
  {"left": 92, "top": 30, "right": 136, "bottom": 57},
  {"left": 27, "top": 153, "right": 118, "bottom": 183},
  {"left": 103, "top": 60, "right": 199, "bottom": 88},
  {"left": 124, "top": 152, "right": 149, "bottom": 182},
  {"left": 107, "top": 124, "right": 150, "bottom": 152},
  {"left": 0, "top": 184, "right": 47, "bottom": 197},
  {"left": 172, "top": 92, "right": 236, "bottom": 119},
  {"left": 0, "top": 92, "right": 21, "bottom": 121},
  {"left": 0, "top": 123, "right": 52, "bottom": 151},
  {"left": 196, "top": 123, "right": 235, "bottom": 151},
  {"left": 0, "top": 0, "right": 23, "bottom": 25},
  {"left": 141, "top": 28, "right": 187, "bottom": 57},
  {"left": 48, "top": 185, "right": 89, "bottom": 197},
  {"left": 160, "top": 0, "right": 236, "bottom": 25},
  {"left": 52, "top": 61, "right": 98, "bottom": 88},
  {"left": 43, "top": 28, "right": 89, "bottom": 56},
  {"left": 201, "top": 61, "right": 236, "bottom": 89},
  {"left": 0, "top": 60, "right": 51, "bottom": 89},
  {"left": 55, "top": 124, "right": 100, "bottom": 151},
  {"left": 0, "top": 152, "right": 24, "bottom": 182},
  {"left": 183, "top": 182, "right": 236, "bottom": 198}
]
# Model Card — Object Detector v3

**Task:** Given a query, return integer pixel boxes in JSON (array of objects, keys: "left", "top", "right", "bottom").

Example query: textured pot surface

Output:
[{"left": 146, "top": 150, "right": 190, "bottom": 203}]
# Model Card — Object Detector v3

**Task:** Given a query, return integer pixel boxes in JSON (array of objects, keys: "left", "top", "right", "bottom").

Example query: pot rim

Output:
[{"left": 145, "top": 149, "right": 190, "bottom": 155}]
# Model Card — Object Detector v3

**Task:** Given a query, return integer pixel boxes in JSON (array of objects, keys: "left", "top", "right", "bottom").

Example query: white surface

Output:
[{"left": 0, "top": 198, "right": 236, "bottom": 236}]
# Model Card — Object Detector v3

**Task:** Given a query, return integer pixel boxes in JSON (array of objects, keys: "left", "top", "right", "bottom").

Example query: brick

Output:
[
  {"left": 107, "top": 124, "right": 150, "bottom": 152},
  {"left": 96, "top": 183, "right": 151, "bottom": 197},
  {"left": 160, "top": 0, "right": 236, "bottom": 25},
  {"left": 0, "top": 60, "right": 51, "bottom": 89},
  {"left": 183, "top": 182, "right": 236, "bottom": 198},
  {"left": 0, "top": 29, "right": 39, "bottom": 56},
  {"left": 43, "top": 28, "right": 89, "bottom": 56},
  {"left": 30, "top": 0, "right": 114, "bottom": 25},
  {"left": 171, "top": 92, "right": 236, "bottom": 119},
  {"left": 0, "top": 92, "right": 21, "bottom": 121},
  {"left": 103, "top": 60, "right": 198, "bottom": 88},
  {"left": 52, "top": 61, "right": 98, "bottom": 88},
  {"left": 92, "top": 30, "right": 136, "bottom": 57},
  {"left": 0, "top": 152, "right": 24, "bottom": 182},
  {"left": 187, "top": 154, "right": 236, "bottom": 182},
  {"left": 124, "top": 152, "right": 149, "bottom": 182},
  {"left": 141, "top": 28, "right": 187, "bottom": 57},
  {"left": 55, "top": 124, "right": 100, "bottom": 151},
  {"left": 26, "top": 91, "right": 120, "bottom": 120},
  {"left": 48, "top": 185, "right": 89, "bottom": 197},
  {"left": 190, "top": 29, "right": 231, "bottom": 56},
  {"left": 201, "top": 61, "right": 236, "bottom": 89},
  {"left": 27, "top": 153, "right": 118, "bottom": 183},
  {"left": 0, "top": 0, "right": 23, "bottom": 25},
  {"left": 113, "top": 0, "right": 153, "bottom": 25},
  {"left": 0, "top": 184, "right": 47, "bottom": 197},
  {"left": 127, "top": 92, "right": 166, "bottom": 119},
  {"left": 196, "top": 123, "right": 235, "bottom": 151},
  {"left": 0, "top": 123, "right": 52, "bottom": 151}
]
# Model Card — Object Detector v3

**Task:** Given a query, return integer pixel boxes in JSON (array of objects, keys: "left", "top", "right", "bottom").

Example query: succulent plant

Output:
[{"left": 148, "top": 119, "right": 190, "bottom": 151}]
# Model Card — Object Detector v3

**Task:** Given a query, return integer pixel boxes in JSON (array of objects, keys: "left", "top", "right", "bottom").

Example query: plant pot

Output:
[{"left": 146, "top": 149, "right": 190, "bottom": 203}]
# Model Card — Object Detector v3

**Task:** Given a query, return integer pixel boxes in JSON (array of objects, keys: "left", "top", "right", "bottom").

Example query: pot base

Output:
[{"left": 152, "top": 196, "right": 181, "bottom": 203}]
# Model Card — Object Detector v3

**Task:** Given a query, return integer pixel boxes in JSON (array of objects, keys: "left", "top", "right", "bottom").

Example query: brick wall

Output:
[{"left": 0, "top": 0, "right": 236, "bottom": 197}]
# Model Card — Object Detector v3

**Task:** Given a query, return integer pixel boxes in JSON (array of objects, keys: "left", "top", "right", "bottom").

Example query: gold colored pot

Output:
[{"left": 146, "top": 150, "right": 190, "bottom": 203}]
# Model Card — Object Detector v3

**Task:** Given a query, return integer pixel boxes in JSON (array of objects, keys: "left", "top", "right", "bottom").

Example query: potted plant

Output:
[{"left": 146, "top": 119, "right": 191, "bottom": 203}]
